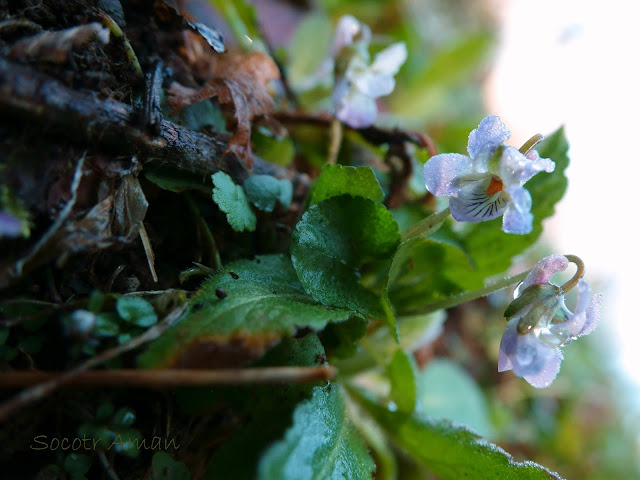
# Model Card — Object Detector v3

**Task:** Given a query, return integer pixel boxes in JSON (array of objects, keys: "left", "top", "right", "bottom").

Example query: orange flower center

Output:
[{"left": 486, "top": 177, "right": 504, "bottom": 196}]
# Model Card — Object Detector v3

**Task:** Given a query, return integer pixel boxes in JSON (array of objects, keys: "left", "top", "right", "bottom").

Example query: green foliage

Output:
[
  {"left": 310, "top": 165, "right": 384, "bottom": 205},
  {"left": 116, "top": 297, "right": 158, "bottom": 328},
  {"left": 211, "top": 171, "right": 257, "bottom": 232},
  {"left": 243, "top": 175, "right": 293, "bottom": 212},
  {"left": 258, "top": 384, "right": 376, "bottom": 480},
  {"left": 251, "top": 127, "right": 295, "bottom": 166},
  {"left": 77, "top": 403, "right": 143, "bottom": 459},
  {"left": 139, "top": 255, "right": 351, "bottom": 368},
  {"left": 144, "top": 168, "right": 212, "bottom": 194},
  {"left": 416, "top": 359, "right": 493, "bottom": 438},
  {"left": 351, "top": 387, "right": 563, "bottom": 480},
  {"left": 202, "top": 334, "right": 328, "bottom": 479},
  {"left": 387, "top": 349, "right": 417, "bottom": 413},
  {"left": 152, "top": 452, "right": 191, "bottom": 480},
  {"left": 291, "top": 196, "right": 400, "bottom": 316},
  {"left": 63, "top": 453, "right": 92, "bottom": 479}
]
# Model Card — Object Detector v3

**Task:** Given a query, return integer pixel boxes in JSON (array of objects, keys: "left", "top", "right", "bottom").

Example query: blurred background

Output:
[{"left": 248, "top": 0, "right": 640, "bottom": 477}]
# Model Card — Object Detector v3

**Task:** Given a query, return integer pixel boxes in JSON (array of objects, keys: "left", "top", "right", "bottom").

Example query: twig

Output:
[
  {"left": 14, "top": 152, "right": 85, "bottom": 277},
  {"left": 0, "top": 58, "right": 290, "bottom": 182},
  {"left": 275, "top": 111, "right": 438, "bottom": 157},
  {"left": 97, "top": 450, "right": 121, "bottom": 480},
  {"left": 0, "top": 366, "right": 337, "bottom": 388},
  {"left": 139, "top": 224, "right": 158, "bottom": 283},
  {"left": 0, "top": 302, "right": 188, "bottom": 423}
]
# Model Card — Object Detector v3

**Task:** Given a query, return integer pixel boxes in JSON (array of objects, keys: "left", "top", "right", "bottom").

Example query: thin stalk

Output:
[
  {"left": 404, "top": 269, "right": 531, "bottom": 316},
  {"left": 0, "top": 367, "right": 336, "bottom": 388},
  {"left": 400, "top": 208, "right": 450, "bottom": 242},
  {"left": 560, "top": 254, "right": 585, "bottom": 294}
]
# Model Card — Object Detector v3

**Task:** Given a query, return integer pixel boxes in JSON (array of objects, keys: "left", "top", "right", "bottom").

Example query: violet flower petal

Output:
[
  {"left": 370, "top": 42, "right": 408, "bottom": 75},
  {"left": 334, "top": 84, "right": 377, "bottom": 128},
  {"left": 449, "top": 178, "right": 507, "bottom": 223},
  {"left": 423, "top": 153, "right": 474, "bottom": 196},
  {"left": 467, "top": 115, "right": 511, "bottom": 159},
  {"left": 580, "top": 292, "right": 602, "bottom": 336},
  {"left": 523, "top": 348, "right": 563, "bottom": 388},
  {"left": 521, "top": 254, "right": 569, "bottom": 290},
  {"left": 498, "top": 146, "right": 555, "bottom": 185},
  {"left": 501, "top": 185, "right": 533, "bottom": 234},
  {"left": 0, "top": 211, "right": 22, "bottom": 238}
]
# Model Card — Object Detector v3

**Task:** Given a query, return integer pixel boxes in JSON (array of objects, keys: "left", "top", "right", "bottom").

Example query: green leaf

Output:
[
  {"left": 243, "top": 175, "right": 293, "bottom": 212},
  {"left": 152, "top": 452, "right": 191, "bottom": 480},
  {"left": 416, "top": 359, "right": 492, "bottom": 438},
  {"left": 211, "top": 171, "right": 257, "bottom": 232},
  {"left": 138, "top": 255, "right": 351, "bottom": 368},
  {"left": 350, "top": 387, "right": 563, "bottom": 480},
  {"left": 251, "top": 127, "right": 295, "bottom": 166},
  {"left": 320, "top": 316, "right": 367, "bottom": 360},
  {"left": 63, "top": 453, "right": 92, "bottom": 478},
  {"left": 393, "top": 32, "right": 494, "bottom": 121},
  {"left": 116, "top": 297, "right": 158, "bottom": 328},
  {"left": 387, "top": 349, "right": 417, "bottom": 414},
  {"left": 144, "top": 168, "right": 211, "bottom": 194},
  {"left": 111, "top": 407, "right": 136, "bottom": 428},
  {"left": 385, "top": 237, "right": 475, "bottom": 317},
  {"left": 258, "top": 384, "right": 375, "bottom": 480},
  {"left": 201, "top": 334, "right": 328, "bottom": 479},
  {"left": 456, "top": 128, "right": 570, "bottom": 286},
  {"left": 287, "top": 14, "right": 332, "bottom": 91},
  {"left": 310, "top": 165, "right": 384, "bottom": 205},
  {"left": 336, "top": 311, "right": 445, "bottom": 375},
  {"left": 94, "top": 313, "right": 120, "bottom": 337},
  {"left": 291, "top": 196, "right": 399, "bottom": 316}
]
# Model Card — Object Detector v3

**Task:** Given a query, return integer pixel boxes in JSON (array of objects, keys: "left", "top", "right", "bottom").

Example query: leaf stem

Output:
[
  {"left": 400, "top": 208, "right": 450, "bottom": 242},
  {"left": 405, "top": 269, "right": 531, "bottom": 315}
]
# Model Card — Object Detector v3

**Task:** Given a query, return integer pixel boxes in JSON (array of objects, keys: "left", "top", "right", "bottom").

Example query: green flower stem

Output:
[
  {"left": 405, "top": 269, "right": 532, "bottom": 316},
  {"left": 519, "top": 133, "right": 544, "bottom": 155},
  {"left": 400, "top": 208, "right": 450, "bottom": 242},
  {"left": 560, "top": 254, "right": 584, "bottom": 294}
]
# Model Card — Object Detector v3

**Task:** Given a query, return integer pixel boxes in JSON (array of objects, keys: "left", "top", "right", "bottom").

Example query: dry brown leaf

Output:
[
  {"left": 8, "top": 22, "right": 110, "bottom": 64},
  {"left": 167, "top": 51, "right": 281, "bottom": 168}
]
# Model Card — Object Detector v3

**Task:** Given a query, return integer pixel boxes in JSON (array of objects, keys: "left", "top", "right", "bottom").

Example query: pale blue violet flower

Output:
[
  {"left": 331, "top": 15, "right": 407, "bottom": 128},
  {"left": 498, "top": 255, "right": 601, "bottom": 388},
  {"left": 423, "top": 115, "right": 555, "bottom": 234}
]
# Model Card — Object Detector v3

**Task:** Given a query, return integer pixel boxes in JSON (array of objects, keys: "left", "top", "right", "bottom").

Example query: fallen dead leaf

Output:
[{"left": 167, "top": 50, "right": 281, "bottom": 168}]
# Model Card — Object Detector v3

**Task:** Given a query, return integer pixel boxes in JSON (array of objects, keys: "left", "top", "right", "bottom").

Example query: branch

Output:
[
  {"left": 0, "top": 302, "right": 187, "bottom": 423},
  {"left": 0, "top": 58, "right": 294, "bottom": 182},
  {"left": 0, "top": 366, "right": 336, "bottom": 388}
]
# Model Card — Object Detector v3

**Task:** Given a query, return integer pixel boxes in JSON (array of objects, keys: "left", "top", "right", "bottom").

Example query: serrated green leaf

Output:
[
  {"left": 201, "top": 335, "right": 328, "bottom": 479},
  {"left": 416, "top": 359, "right": 492, "bottom": 438},
  {"left": 350, "top": 387, "right": 563, "bottom": 480},
  {"left": 387, "top": 349, "right": 417, "bottom": 414},
  {"left": 138, "top": 255, "right": 351, "bottom": 368},
  {"left": 258, "top": 384, "right": 375, "bottom": 480},
  {"left": 211, "top": 171, "right": 256, "bottom": 232},
  {"left": 291, "top": 196, "right": 399, "bottom": 317},
  {"left": 243, "top": 175, "right": 293, "bottom": 212},
  {"left": 152, "top": 452, "right": 191, "bottom": 480},
  {"left": 116, "top": 297, "right": 157, "bottom": 327},
  {"left": 310, "top": 165, "right": 384, "bottom": 205}
]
